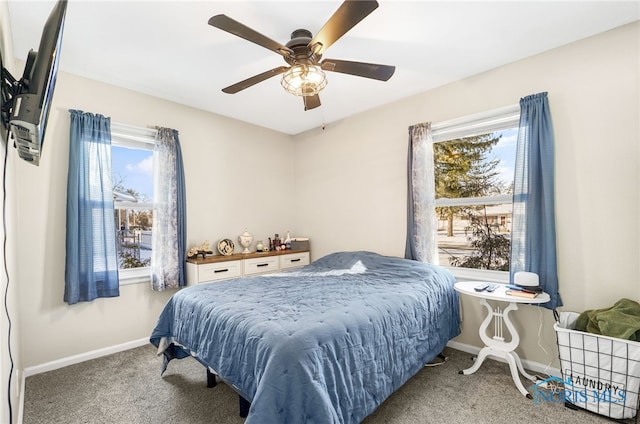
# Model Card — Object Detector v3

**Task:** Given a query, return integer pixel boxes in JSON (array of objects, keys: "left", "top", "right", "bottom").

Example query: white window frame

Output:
[
  {"left": 111, "top": 122, "right": 157, "bottom": 285},
  {"left": 432, "top": 104, "right": 520, "bottom": 283}
]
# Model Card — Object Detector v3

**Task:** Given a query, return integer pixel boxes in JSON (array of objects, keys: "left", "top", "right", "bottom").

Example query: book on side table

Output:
[{"left": 505, "top": 284, "right": 541, "bottom": 299}]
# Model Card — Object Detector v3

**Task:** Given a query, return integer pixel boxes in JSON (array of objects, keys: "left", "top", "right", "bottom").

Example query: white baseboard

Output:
[
  {"left": 17, "top": 338, "right": 150, "bottom": 423},
  {"left": 446, "top": 340, "right": 561, "bottom": 378},
  {"left": 22, "top": 337, "right": 150, "bottom": 377},
  {"left": 18, "top": 373, "right": 24, "bottom": 424}
]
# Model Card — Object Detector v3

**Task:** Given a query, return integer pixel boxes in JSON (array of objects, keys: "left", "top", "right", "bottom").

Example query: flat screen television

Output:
[{"left": 2, "top": 0, "right": 67, "bottom": 166}]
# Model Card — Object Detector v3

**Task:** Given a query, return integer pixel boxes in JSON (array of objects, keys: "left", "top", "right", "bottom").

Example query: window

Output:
[
  {"left": 432, "top": 105, "right": 520, "bottom": 281},
  {"left": 111, "top": 123, "right": 157, "bottom": 283}
]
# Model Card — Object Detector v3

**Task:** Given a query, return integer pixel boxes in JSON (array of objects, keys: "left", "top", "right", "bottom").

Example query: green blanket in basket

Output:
[{"left": 576, "top": 298, "right": 640, "bottom": 341}]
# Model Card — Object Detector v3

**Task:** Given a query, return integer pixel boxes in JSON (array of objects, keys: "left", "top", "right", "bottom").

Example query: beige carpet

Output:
[{"left": 23, "top": 345, "right": 619, "bottom": 423}]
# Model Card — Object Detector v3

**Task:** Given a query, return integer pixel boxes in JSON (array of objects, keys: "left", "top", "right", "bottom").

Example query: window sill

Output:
[
  {"left": 445, "top": 266, "right": 510, "bottom": 284},
  {"left": 119, "top": 268, "right": 151, "bottom": 286}
]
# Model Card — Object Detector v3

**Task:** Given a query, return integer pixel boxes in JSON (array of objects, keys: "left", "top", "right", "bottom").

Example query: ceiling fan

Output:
[{"left": 208, "top": 0, "right": 395, "bottom": 111}]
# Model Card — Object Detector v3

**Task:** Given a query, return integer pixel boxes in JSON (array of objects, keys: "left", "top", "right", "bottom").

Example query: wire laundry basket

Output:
[{"left": 554, "top": 311, "right": 640, "bottom": 422}]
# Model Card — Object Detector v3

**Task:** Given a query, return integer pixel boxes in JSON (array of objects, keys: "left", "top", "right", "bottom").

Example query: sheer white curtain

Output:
[
  {"left": 151, "top": 127, "right": 186, "bottom": 290},
  {"left": 405, "top": 122, "right": 438, "bottom": 263}
]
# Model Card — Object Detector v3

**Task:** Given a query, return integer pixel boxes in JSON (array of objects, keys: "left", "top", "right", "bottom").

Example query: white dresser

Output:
[{"left": 186, "top": 250, "right": 310, "bottom": 285}]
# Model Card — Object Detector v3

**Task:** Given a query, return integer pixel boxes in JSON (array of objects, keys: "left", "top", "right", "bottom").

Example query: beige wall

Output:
[
  {"left": 293, "top": 22, "right": 640, "bottom": 367},
  {"left": 1, "top": 2, "right": 20, "bottom": 422},
  {"left": 13, "top": 70, "right": 295, "bottom": 369}
]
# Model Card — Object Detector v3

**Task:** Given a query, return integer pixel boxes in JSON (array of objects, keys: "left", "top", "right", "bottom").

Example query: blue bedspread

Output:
[{"left": 150, "top": 251, "right": 459, "bottom": 423}]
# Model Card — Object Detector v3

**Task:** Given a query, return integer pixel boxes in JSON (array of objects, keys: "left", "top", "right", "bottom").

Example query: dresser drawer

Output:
[
  {"left": 243, "top": 255, "right": 279, "bottom": 275},
  {"left": 280, "top": 252, "right": 310, "bottom": 270},
  {"left": 196, "top": 260, "right": 242, "bottom": 283}
]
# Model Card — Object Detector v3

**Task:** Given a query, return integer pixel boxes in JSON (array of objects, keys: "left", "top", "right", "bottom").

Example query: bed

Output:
[{"left": 150, "top": 251, "right": 460, "bottom": 423}]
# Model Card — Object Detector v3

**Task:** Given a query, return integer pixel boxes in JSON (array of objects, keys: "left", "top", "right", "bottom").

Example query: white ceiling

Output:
[{"left": 6, "top": 1, "right": 639, "bottom": 135}]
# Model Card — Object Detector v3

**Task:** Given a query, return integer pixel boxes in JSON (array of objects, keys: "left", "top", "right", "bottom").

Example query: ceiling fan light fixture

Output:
[{"left": 281, "top": 64, "right": 327, "bottom": 97}]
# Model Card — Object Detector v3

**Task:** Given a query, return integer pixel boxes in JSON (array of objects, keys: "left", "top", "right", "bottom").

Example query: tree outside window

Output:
[{"left": 434, "top": 129, "right": 516, "bottom": 271}]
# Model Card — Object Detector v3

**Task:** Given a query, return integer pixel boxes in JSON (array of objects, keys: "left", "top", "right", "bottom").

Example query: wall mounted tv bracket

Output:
[
  {"left": 1, "top": 53, "right": 35, "bottom": 136},
  {"left": 1, "top": 67, "right": 18, "bottom": 129}
]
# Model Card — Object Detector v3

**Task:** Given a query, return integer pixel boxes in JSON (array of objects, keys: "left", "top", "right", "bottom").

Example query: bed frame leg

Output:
[
  {"left": 205, "top": 367, "right": 249, "bottom": 416},
  {"left": 206, "top": 369, "right": 217, "bottom": 388},
  {"left": 239, "top": 395, "right": 251, "bottom": 417}
]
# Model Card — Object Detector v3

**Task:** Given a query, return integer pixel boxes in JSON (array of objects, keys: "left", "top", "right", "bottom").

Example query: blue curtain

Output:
[
  {"left": 174, "top": 131, "right": 187, "bottom": 288},
  {"left": 65, "top": 110, "right": 119, "bottom": 304},
  {"left": 511, "top": 92, "right": 562, "bottom": 310},
  {"left": 150, "top": 128, "right": 187, "bottom": 290}
]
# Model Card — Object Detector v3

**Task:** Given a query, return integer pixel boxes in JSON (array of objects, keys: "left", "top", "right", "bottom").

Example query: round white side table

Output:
[{"left": 454, "top": 281, "right": 550, "bottom": 398}]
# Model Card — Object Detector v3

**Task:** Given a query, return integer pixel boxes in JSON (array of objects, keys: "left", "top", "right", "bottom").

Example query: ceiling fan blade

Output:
[
  {"left": 321, "top": 59, "right": 395, "bottom": 81},
  {"left": 222, "top": 66, "right": 289, "bottom": 94},
  {"left": 209, "top": 14, "right": 293, "bottom": 58},
  {"left": 309, "top": 0, "right": 379, "bottom": 56},
  {"left": 303, "top": 94, "right": 321, "bottom": 111}
]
